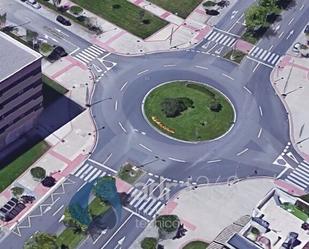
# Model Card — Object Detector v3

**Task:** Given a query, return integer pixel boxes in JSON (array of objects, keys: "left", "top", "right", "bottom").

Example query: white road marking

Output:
[
  {"left": 243, "top": 86, "right": 252, "bottom": 94},
  {"left": 77, "top": 182, "right": 87, "bottom": 192},
  {"left": 114, "top": 101, "right": 118, "bottom": 111},
  {"left": 258, "top": 128, "right": 263, "bottom": 138},
  {"left": 222, "top": 73, "right": 234, "bottom": 80},
  {"left": 237, "top": 148, "right": 248, "bottom": 156},
  {"left": 300, "top": 4, "right": 304, "bottom": 10},
  {"left": 101, "top": 213, "right": 134, "bottom": 248},
  {"left": 52, "top": 205, "right": 64, "bottom": 216},
  {"left": 286, "top": 30, "right": 294, "bottom": 40},
  {"left": 207, "top": 159, "right": 222, "bottom": 163},
  {"left": 213, "top": 27, "right": 241, "bottom": 37},
  {"left": 268, "top": 45, "right": 274, "bottom": 51},
  {"left": 139, "top": 143, "right": 152, "bottom": 152},
  {"left": 88, "top": 158, "right": 117, "bottom": 173},
  {"left": 246, "top": 57, "right": 273, "bottom": 68},
  {"left": 120, "top": 81, "right": 128, "bottom": 91},
  {"left": 137, "top": 69, "right": 149, "bottom": 75},
  {"left": 103, "top": 153, "right": 113, "bottom": 165},
  {"left": 252, "top": 62, "right": 260, "bottom": 72},
  {"left": 163, "top": 64, "right": 176, "bottom": 67},
  {"left": 194, "top": 65, "right": 208, "bottom": 70},
  {"left": 93, "top": 229, "right": 107, "bottom": 244},
  {"left": 288, "top": 18, "right": 294, "bottom": 25},
  {"left": 168, "top": 157, "right": 186, "bottom": 163},
  {"left": 259, "top": 106, "right": 263, "bottom": 116},
  {"left": 118, "top": 122, "right": 127, "bottom": 133},
  {"left": 278, "top": 31, "right": 284, "bottom": 38}
]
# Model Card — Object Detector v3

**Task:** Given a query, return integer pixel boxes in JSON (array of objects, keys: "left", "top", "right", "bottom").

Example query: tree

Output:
[
  {"left": 156, "top": 215, "right": 180, "bottom": 240},
  {"left": 11, "top": 186, "right": 24, "bottom": 197},
  {"left": 30, "top": 167, "right": 46, "bottom": 181},
  {"left": 24, "top": 232, "right": 58, "bottom": 249},
  {"left": 25, "top": 29, "right": 39, "bottom": 47},
  {"left": 63, "top": 208, "right": 88, "bottom": 233},
  {"left": 141, "top": 237, "right": 158, "bottom": 249},
  {"left": 210, "top": 102, "right": 223, "bottom": 112},
  {"left": 0, "top": 12, "right": 7, "bottom": 28},
  {"left": 161, "top": 97, "right": 194, "bottom": 118},
  {"left": 245, "top": 5, "right": 270, "bottom": 31}
]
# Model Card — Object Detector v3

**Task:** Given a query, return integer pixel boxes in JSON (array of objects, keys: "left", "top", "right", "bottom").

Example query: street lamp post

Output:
[
  {"left": 134, "top": 156, "right": 166, "bottom": 169},
  {"left": 86, "top": 97, "right": 112, "bottom": 107}
]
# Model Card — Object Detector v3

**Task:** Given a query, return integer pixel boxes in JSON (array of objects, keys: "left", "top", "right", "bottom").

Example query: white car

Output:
[
  {"left": 26, "top": 0, "right": 41, "bottom": 9},
  {"left": 292, "top": 42, "right": 301, "bottom": 52}
]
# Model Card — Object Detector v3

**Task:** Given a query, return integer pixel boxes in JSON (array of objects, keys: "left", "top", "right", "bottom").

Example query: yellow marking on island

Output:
[{"left": 152, "top": 116, "right": 175, "bottom": 134}]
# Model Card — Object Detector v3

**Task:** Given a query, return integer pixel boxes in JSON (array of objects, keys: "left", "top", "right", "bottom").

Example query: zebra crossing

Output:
[
  {"left": 248, "top": 46, "right": 280, "bottom": 65},
  {"left": 73, "top": 45, "right": 106, "bottom": 65},
  {"left": 285, "top": 161, "right": 309, "bottom": 191},
  {"left": 126, "top": 186, "right": 165, "bottom": 218},
  {"left": 73, "top": 163, "right": 110, "bottom": 182},
  {"left": 205, "top": 30, "right": 237, "bottom": 47}
]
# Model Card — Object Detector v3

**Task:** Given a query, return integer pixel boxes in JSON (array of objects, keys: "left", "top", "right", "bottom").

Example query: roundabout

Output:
[
  {"left": 90, "top": 50, "right": 294, "bottom": 183},
  {"left": 142, "top": 81, "right": 235, "bottom": 142}
]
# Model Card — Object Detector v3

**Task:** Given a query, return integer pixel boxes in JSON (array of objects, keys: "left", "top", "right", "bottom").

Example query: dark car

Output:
[
  {"left": 305, "top": 25, "right": 309, "bottom": 34},
  {"left": 53, "top": 46, "right": 68, "bottom": 57},
  {"left": 56, "top": 15, "right": 71, "bottom": 26},
  {"left": 205, "top": 9, "right": 220, "bottom": 16},
  {"left": 280, "top": 232, "right": 299, "bottom": 249}
]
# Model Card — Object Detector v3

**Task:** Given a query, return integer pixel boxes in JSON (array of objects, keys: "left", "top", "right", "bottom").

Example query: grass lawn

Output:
[
  {"left": 89, "top": 197, "right": 110, "bottom": 217},
  {"left": 71, "top": 0, "right": 168, "bottom": 39},
  {"left": 42, "top": 74, "right": 68, "bottom": 107},
  {"left": 183, "top": 241, "right": 209, "bottom": 249},
  {"left": 224, "top": 50, "right": 246, "bottom": 64},
  {"left": 148, "top": 0, "right": 203, "bottom": 19},
  {"left": 281, "top": 203, "right": 309, "bottom": 221},
  {"left": 0, "top": 141, "right": 50, "bottom": 192},
  {"left": 57, "top": 227, "right": 86, "bottom": 249},
  {"left": 117, "top": 163, "right": 143, "bottom": 184},
  {"left": 144, "top": 81, "right": 235, "bottom": 141}
]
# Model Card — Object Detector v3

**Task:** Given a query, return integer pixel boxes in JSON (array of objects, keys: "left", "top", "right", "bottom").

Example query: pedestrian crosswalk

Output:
[
  {"left": 205, "top": 30, "right": 237, "bottom": 47},
  {"left": 73, "top": 163, "right": 110, "bottom": 182},
  {"left": 248, "top": 46, "right": 280, "bottom": 65},
  {"left": 285, "top": 161, "right": 309, "bottom": 191},
  {"left": 126, "top": 187, "right": 165, "bottom": 218},
  {"left": 73, "top": 45, "right": 106, "bottom": 65}
]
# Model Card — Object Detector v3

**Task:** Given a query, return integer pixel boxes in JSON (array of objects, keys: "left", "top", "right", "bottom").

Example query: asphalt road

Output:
[{"left": 0, "top": 0, "right": 308, "bottom": 248}]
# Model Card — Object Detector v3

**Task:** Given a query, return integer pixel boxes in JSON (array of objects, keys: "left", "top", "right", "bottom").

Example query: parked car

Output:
[
  {"left": 304, "top": 25, "right": 309, "bottom": 34},
  {"left": 280, "top": 232, "right": 299, "bottom": 249},
  {"left": 56, "top": 15, "right": 71, "bottom": 26},
  {"left": 26, "top": 0, "right": 41, "bottom": 9}
]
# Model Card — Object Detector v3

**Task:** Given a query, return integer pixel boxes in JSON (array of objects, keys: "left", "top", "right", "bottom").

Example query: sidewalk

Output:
[
  {"left": 271, "top": 56, "right": 309, "bottom": 161},
  {"left": 0, "top": 57, "right": 96, "bottom": 230},
  {"left": 130, "top": 179, "right": 274, "bottom": 249}
]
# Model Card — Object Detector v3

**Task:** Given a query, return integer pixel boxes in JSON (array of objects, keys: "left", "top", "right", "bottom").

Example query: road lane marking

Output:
[
  {"left": 259, "top": 106, "right": 263, "bottom": 116},
  {"left": 288, "top": 18, "right": 294, "bottom": 25},
  {"left": 168, "top": 157, "right": 186, "bottom": 163},
  {"left": 93, "top": 229, "right": 107, "bottom": 244},
  {"left": 258, "top": 128, "right": 263, "bottom": 138},
  {"left": 222, "top": 73, "right": 234, "bottom": 80},
  {"left": 118, "top": 122, "right": 127, "bottom": 133},
  {"left": 52, "top": 205, "right": 64, "bottom": 216},
  {"left": 237, "top": 148, "right": 248, "bottom": 156},
  {"left": 300, "top": 4, "right": 304, "bottom": 10},
  {"left": 103, "top": 153, "right": 113, "bottom": 165},
  {"left": 243, "top": 86, "right": 252, "bottom": 94},
  {"left": 163, "top": 64, "right": 176, "bottom": 67},
  {"left": 88, "top": 158, "right": 117, "bottom": 173},
  {"left": 137, "top": 69, "right": 149, "bottom": 75},
  {"left": 207, "top": 159, "right": 222, "bottom": 163},
  {"left": 77, "top": 182, "right": 87, "bottom": 192},
  {"left": 278, "top": 31, "right": 284, "bottom": 38},
  {"left": 114, "top": 100, "right": 118, "bottom": 111},
  {"left": 139, "top": 143, "right": 152, "bottom": 152},
  {"left": 101, "top": 213, "right": 134, "bottom": 249},
  {"left": 246, "top": 57, "right": 273, "bottom": 68},
  {"left": 194, "top": 65, "right": 208, "bottom": 70},
  {"left": 120, "top": 81, "right": 128, "bottom": 91}
]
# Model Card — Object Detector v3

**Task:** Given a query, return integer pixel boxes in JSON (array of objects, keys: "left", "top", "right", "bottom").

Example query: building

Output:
[
  {"left": 0, "top": 32, "right": 43, "bottom": 150},
  {"left": 225, "top": 189, "right": 309, "bottom": 249}
]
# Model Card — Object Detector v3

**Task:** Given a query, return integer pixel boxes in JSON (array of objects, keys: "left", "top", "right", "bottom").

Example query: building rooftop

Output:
[{"left": 0, "top": 31, "right": 42, "bottom": 81}]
